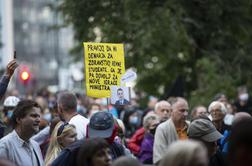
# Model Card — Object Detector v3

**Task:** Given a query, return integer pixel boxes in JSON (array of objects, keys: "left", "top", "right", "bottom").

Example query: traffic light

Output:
[
  {"left": 19, "top": 66, "right": 31, "bottom": 85},
  {"left": 20, "top": 71, "right": 30, "bottom": 81}
]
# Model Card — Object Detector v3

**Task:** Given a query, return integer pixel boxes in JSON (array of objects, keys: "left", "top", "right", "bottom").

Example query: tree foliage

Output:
[{"left": 60, "top": 0, "right": 252, "bottom": 106}]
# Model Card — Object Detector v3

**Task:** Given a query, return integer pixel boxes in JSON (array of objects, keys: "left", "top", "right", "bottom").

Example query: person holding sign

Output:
[
  {"left": 115, "top": 88, "right": 129, "bottom": 105},
  {"left": 0, "top": 55, "right": 18, "bottom": 100}
]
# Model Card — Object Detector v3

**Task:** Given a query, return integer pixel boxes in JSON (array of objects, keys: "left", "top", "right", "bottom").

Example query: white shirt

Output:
[
  {"left": 0, "top": 130, "right": 44, "bottom": 166},
  {"left": 69, "top": 114, "right": 89, "bottom": 140}
]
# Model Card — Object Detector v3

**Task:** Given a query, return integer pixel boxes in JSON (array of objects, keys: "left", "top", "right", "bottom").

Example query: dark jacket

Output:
[
  {"left": 209, "top": 151, "right": 228, "bottom": 166},
  {"left": 115, "top": 99, "right": 129, "bottom": 105},
  {"left": 51, "top": 140, "right": 82, "bottom": 166},
  {"left": 51, "top": 140, "right": 125, "bottom": 166}
]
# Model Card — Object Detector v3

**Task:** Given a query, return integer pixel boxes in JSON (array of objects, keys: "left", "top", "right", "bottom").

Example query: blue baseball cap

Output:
[{"left": 88, "top": 111, "right": 114, "bottom": 138}]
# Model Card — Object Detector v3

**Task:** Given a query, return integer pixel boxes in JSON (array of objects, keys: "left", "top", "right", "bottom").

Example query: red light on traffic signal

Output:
[
  {"left": 19, "top": 66, "right": 31, "bottom": 85},
  {"left": 21, "top": 71, "right": 30, "bottom": 81}
]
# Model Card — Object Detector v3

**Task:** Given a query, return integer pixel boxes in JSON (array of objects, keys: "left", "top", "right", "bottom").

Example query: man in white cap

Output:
[{"left": 1, "top": 96, "right": 20, "bottom": 138}]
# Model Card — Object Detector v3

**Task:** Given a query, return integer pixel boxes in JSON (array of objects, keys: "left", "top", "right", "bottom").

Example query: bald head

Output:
[
  {"left": 171, "top": 97, "right": 189, "bottom": 122},
  {"left": 154, "top": 100, "right": 171, "bottom": 122},
  {"left": 232, "top": 112, "right": 252, "bottom": 126}
]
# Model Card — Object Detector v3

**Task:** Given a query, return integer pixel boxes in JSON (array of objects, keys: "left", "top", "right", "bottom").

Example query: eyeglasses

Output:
[{"left": 57, "top": 123, "right": 69, "bottom": 136}]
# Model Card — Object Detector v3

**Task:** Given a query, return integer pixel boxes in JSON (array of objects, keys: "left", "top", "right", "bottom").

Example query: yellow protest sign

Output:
[{"left": 83, "top": 42, "right": 125, "bottom": 98}]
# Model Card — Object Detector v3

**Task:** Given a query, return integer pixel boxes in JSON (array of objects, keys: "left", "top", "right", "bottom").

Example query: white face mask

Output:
[
  {"left": 239, "top": 93, "right": 249, "bottom": 101},
  {"left": 224, "top": 114, "right": 234, "bottom": 126}
]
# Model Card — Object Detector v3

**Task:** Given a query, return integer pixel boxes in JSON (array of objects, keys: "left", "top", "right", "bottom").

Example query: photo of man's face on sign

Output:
[{"left": 111, "top": 86, "right": 130, "bottom": 105}]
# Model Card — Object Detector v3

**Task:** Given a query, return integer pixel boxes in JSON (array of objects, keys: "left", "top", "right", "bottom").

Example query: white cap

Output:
[{"left": 3, "top": 96, "right": 20, "bottom": 107}]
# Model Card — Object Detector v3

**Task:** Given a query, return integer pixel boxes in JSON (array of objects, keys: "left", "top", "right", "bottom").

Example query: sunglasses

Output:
[{"left": 57, "top": 123, "right": 69, "bottom": 136}]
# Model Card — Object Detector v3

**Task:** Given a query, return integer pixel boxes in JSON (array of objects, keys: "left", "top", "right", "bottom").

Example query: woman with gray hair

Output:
[
  {"left": 138, "top": 113, "right": 160, "bottom": 164},
  {"left": 159, "top": 140, "right": 208, "bottom": 166},
  {"left": 208, "top": 101, "right": 227, "bottom": 134}
]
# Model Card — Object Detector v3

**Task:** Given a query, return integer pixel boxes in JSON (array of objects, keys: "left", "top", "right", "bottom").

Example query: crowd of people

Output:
[{"left": 0, "top": 59, "right": 252, "bottom": 166}]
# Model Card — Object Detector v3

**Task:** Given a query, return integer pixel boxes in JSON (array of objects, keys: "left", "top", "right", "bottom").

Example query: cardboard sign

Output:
[{"left": 83, "top": 42, "right": 125, "bottom": 98}]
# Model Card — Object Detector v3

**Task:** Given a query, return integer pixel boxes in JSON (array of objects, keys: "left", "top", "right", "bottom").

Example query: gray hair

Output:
[
  {"left": 208, "top": 101, "right": 226, "bottom": 114},
  {"left": 154, "top": 100, "right": 171, "bottom": 112},
  {"left": 143, "top": 113, "right": 159, "bottom": 129}
]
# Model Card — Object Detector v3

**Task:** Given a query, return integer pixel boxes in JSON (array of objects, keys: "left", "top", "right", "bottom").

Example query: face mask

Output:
[
  {"left": 43, "top": 113, "right": 52, "bottom": 122},
  {"left": 7, "top": 111, "right": 13, "bottom": 119},
  {"left": 129, "top": 116, "right": 138, "bottom": 125},
  {"left": 77, "top": 105, "right": 83, "bottom": 113},
  {"left": 239, "top": 93, "right": 249, "bottom": 101},
  {"left": 224, "top": 114, "right": 234, "bottom": 126}
]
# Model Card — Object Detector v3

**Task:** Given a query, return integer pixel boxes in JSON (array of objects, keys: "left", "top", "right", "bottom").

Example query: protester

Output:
[
  {"left": 208, "top": 101, "right": 227, "bottom": 134},
  {"left": 127, "top": 100, "right": 171, "bottom": 155},
  {"left": 153, "top": 100, "right": 172, "bottom": 122},
  {"left": 220, "top": 112, "right": 252, "bottom": 153},
  {"left": 190, "top": 105, "right": 208, "bottom": 119},
  {"left": 0, "top": 59, "right": 18, "bottom": 100},
  {"left": 77, "top": 138, "right": 112, "bottom": 166},
  {"left": 187, "top": 117, "right": 220, "bottom": 156},
  {"left": 213, "top": 93, "right": 234, "bottom": 127},
  {"left": 75, "top": 93, "right": 87, "bottom": 116},
  {"left": 112, "top": 156, "right": 142, "bottom": 166},
  {"left": 0, "top": 100, "right": 44, "bottom": 166},
  {"left": 57, "top": 91, "right": 89, "bottom": 140},
  {"left": 87, "top": 111, "right": 125, "bottom": 159},
  {"left": 159, "top": 140, "right": 208, "bottom": 166},
  {"left": 234, "top": 86, "right": 252, "bottom": 115},
  {"left": 45, "top": 122, "right": 77, "bottom": 166},
  {"left": 228, "top": 118, "right": 252, "bottom": 166},
  {"left": 35, "top": 96, "right": 50, "bottom": 129},
  {"left": 1, "top": 96, "right": 20, "bottom": 137},
  {"left": 138, "top": 113, "right": 160, "bottom": 164},
  {"left": 123, "top": 110, "right": 141, "bottom": 138},
  {"left": 51, "top": 111, "right": 125, "bottom": 166},
  {"left": 153, "top": 97, "right": 189, "bottom": 164}
]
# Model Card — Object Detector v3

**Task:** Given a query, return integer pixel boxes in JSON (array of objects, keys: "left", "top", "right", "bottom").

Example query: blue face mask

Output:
[
  {"left": 129, "top": 116, "right": 138, "bottom": 125},
  {"left": 7, "top": 111, "right": 13, "bottom": 119},
  {"left": 43, "top": 113, "right": 52, "bottom": 122}
]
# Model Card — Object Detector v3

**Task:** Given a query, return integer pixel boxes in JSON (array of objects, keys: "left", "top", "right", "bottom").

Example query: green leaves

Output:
[{"left": 60, "top": 0, "right": 252, "bottom": 107}]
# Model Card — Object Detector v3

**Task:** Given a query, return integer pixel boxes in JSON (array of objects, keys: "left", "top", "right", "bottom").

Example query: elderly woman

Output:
[
  {"left": 138, "top": 113, "right": 160, "bottom": 164},
  {"left": 208, "top": 101, "right": 227, "bottom": 134}
]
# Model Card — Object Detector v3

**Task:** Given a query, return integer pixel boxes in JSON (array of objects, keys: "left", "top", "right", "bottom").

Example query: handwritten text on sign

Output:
[{"left": 84, "top": 42, "right": 125, "bottom": 98}]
